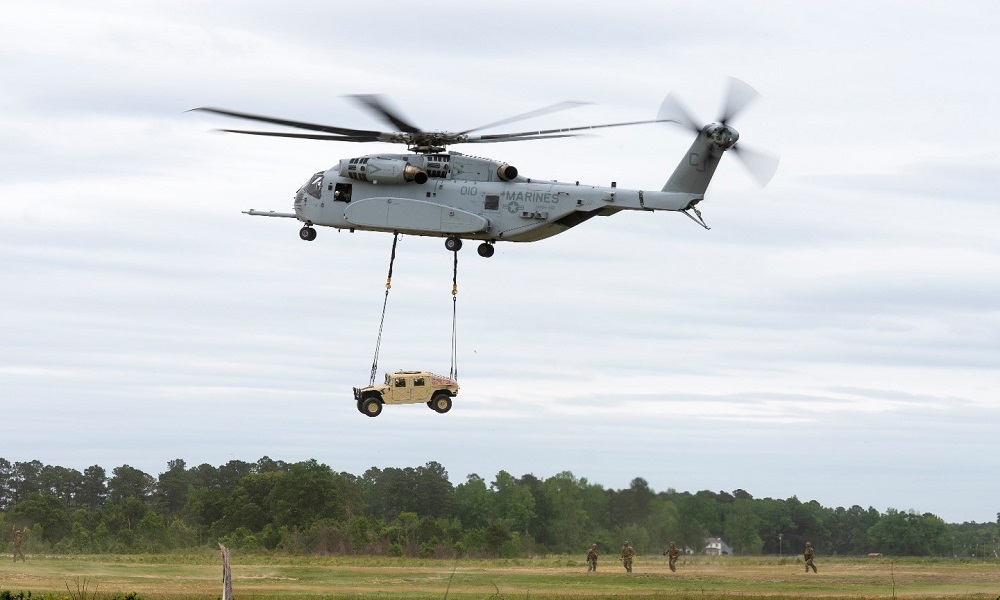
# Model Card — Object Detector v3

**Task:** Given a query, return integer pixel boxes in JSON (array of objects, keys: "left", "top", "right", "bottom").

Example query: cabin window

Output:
[
  {"left": 484, "top": 195, "right": 500, "bottom": 210},
  {"left": 305, "top": 172, "right": 324, "bottom": 199},
  {"left": 394, "top": 378, "right": 406, "bottom": 388},
  {"left": 334, "top": 182, "right": 353, "bottom": 203},
  {"left": 414, "top": 377, "right": 426, "bottom": 386}
]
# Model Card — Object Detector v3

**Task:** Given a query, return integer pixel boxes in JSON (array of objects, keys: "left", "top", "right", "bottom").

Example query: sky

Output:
[{"left": 2, "top": 1, "right": 998, "bottom": 525}]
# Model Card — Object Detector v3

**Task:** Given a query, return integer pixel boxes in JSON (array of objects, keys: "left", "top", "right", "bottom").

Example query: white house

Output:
[{"left": 704, "top": 537, "right": 734, "bottom": 555}]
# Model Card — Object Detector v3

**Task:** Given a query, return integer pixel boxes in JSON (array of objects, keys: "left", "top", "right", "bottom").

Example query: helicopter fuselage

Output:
[{"left": 288, "top": 151, "right": 701, "bottom": 245}]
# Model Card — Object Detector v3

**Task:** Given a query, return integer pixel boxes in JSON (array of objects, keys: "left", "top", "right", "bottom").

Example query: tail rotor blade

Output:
[
  {"left": 718, "top": 77, "right": 760, "bottom": 125},
  {"left": 732, "top": 144, "right": 780, "bottom": 187},
  {"left": 657, "top": 93, "right": 700, "bottom": 134}
]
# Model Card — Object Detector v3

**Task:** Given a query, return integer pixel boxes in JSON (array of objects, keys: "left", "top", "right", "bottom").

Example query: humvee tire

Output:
[
  {"left": 362, "top": 397, "right": 383, "bottom": 417},
  {"left": 430, "top": 393, "right": 453, "bottom": 414}
]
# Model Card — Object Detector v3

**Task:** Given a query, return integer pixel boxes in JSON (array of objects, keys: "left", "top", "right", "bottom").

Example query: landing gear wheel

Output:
[
  {"left": 299, "top": 226, "right": 317, "bottom": 241},
  {"left": 430, "top": 393, "right": 453, "bottom": 414},
  {"left": 445, "top": 236, "right": 463, "bottom": 252},
  {"left": 477, "top": 243, "right": 495, "bottom": 258},
  {"left": 362, "top": 398, "right": 382, "bottom": 417}
]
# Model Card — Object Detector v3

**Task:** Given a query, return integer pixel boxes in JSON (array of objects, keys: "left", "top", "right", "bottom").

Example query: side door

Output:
[
  {"left": 387, "top": 375, "right": 412, "bottom": 405},
  {"left": 410, "top": 375, "right": 432, "bottom": 403}
]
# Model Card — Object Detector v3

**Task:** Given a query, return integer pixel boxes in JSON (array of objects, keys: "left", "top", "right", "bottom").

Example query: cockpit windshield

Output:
[{"left": 305, "top": 172, "right": 324, "bottom": 199}]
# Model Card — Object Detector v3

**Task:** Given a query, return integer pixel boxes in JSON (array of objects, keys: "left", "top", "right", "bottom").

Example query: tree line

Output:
[{"left": 1, "top": 457, "right": 996, "bottom": 558}]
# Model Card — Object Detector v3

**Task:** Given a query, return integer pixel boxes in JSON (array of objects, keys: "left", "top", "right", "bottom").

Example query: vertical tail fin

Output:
[{"left": 662, "top": 130, "right": 727, "bottom": 194}]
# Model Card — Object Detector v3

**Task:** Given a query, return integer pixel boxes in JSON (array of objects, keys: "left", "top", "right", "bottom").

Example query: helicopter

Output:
[{"left": 192, "top": 78, "right": 777, "bottom": 258}]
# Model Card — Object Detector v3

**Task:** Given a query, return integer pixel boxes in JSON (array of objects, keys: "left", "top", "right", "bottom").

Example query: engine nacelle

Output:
[
  {"left": 496, "top": 163, "right": 518, "bottom": 181},
  {"left": 340, "top": 157, "right": 428, "bottom": 184}
]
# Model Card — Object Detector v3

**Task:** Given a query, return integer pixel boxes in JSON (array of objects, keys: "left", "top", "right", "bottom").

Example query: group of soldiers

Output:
[
  {"left": 7, "top": 523, "right": 819, "bottom": 572},
  {"left": 585, "top": 540, "right": 819, "bottom": 574}
]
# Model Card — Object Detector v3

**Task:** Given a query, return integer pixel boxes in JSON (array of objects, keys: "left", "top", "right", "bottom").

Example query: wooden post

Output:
[{"left": 219, "top": 543, "right": 233, "bottom": 600}]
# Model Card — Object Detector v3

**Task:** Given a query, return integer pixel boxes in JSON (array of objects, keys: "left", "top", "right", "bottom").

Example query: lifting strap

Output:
[
  {"left": 369, "top": 233, "right": 399, "bottom": 386},
  {"left": 449, "top": 250, "right": 459, "bottom": 381}
]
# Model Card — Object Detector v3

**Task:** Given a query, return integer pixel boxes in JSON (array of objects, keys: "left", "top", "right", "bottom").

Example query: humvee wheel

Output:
[
  {"left": 430, "top": 393, "right": 453, "bottom": 414},
  {"left": 362, "top": 397, "right": 382, "bottom": 417}
]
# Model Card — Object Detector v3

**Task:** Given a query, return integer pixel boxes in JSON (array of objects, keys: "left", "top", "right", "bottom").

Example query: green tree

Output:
[
  {"left": 154, "top": 459, "right": 190, "bottom": 515},
  {"left": 78, "top": 465, "right": 107, "bottom": 510},
  {"left": 39, "top": 465, "right": 83, "bottom": 507},
  {"left": 455, "top": 474, "right": 491, "bottom": 529},
  {"left": 215, "top": 470, "right": 283, "bottom": 535},
  {"left": 136, "top": 511, "right": 171, "bottom": 552},
  {"left": 9, "top": 494, "right": 71, "bottom": 543},
  {"left": 867, "top": 509, "right": 948, "bottom": 556},
  {"left": 269, "top": 460, "right": 344, "bottom": 529},
  {"left": 541, "top": 471, "right": 589, "bottom": 553},
  {"left": 10, "top": 460, "right": 44, "bottom": 504},
  {"left": 412, "top": 462, "right": 456, "bottom": 518},
  {"left": 69, "top": 521, "right": 92, "bottom": 553},
  {"left": 0, "top": 458, "right": 13, "bottom": 510},
  {"left": 490, "top": 471, "right": 535, "bottom": 534},
  {"left": 723, "top": 499, "right": 763, "bottom": 554},
  {"left": 645, "top": 495, "right": 681, "bottom": 550},
  {"left": 107, "top": 465, "right": 155, "bottom": 504}
]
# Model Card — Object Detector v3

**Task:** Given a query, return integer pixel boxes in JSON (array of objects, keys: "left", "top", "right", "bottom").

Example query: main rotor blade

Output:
[
  {"left": 460, "top": 101, "right": 590, "bottom": 135},
  {"left": 346, "top": 94, "right": 422, "bottom": 134},
  {"left": 216, "top": 129, "right": 386, "bottom": 143},
  {"left": 471, "top": 119, "right": 673, "bottom": 142},
  {"left": 718, "top": 77, "right": 760, "bottom": 125},
  {"left": 463, "top": 133, "right": 583, "bottom": 143},
  {"left": 656, "top": 93, "right": 700, "bottom": 133},
  {"left": 191, "top": 107, "right": 382, "bottom": 137},
  {"left": 732, "top": 144, "right": 780, "bottom": 187}
]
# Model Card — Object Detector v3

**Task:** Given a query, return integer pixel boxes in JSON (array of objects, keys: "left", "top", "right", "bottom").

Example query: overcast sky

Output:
[{"left": 2, "top": 1, "right": 998, "bottom": 525}]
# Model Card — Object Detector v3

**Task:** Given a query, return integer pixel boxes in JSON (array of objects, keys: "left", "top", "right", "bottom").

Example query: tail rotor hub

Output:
[{"left": 705, "top": 123, "right": 739, "bottom": 150}]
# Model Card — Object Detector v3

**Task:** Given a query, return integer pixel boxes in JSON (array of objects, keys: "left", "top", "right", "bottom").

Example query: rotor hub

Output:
[{"left": 705, "top": 123, "right": 739, "bottom": 150}]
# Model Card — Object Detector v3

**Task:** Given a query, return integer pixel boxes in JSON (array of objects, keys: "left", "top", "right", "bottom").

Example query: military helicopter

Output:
[{"left": 192, "top": 78, "right": 777, "bottom": 258}]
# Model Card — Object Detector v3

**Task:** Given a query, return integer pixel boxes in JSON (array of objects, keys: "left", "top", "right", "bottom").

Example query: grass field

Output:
[{"left": 1, "top": 552, "right": 998, "bottom": 600}]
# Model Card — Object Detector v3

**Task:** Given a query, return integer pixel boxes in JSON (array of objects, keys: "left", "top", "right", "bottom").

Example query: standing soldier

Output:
[
  {"left": 664, "top": 541, "right": 680, "bottom": 572},
  {"left": 586, "top": 543, "right": 598, "bottom": 572},
  {"left": 803, "top": 542, "right": 817, "bottom": 573},
  {"left": 12, "top": 526, "right": 26, "bottom": 562},
  {"left": 621, "top": 541, "right": 635, "bottom": 573}
]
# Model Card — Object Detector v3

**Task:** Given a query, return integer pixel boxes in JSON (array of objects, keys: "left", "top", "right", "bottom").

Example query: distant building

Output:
[{"left": 704, "top": 537, "right": 734, "bottom": 556}]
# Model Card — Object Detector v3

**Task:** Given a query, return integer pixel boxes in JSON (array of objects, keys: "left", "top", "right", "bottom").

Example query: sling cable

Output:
[{"left": 367, "top": 234, "right": 461, "bottom": 386}]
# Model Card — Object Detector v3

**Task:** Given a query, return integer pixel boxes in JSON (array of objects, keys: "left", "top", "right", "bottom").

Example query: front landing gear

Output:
[
  {"left": 444, "top": 236, "right": 462, "bottom": 252},
  {"left": 477, "top": 242, "right": 495, "bottom": 258},
  {"left": 299, "top": 226, "right": 317, "bottom": 241}
]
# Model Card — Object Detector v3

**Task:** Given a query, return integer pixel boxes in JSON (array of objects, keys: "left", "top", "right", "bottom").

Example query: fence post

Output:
[{"left": 219, "top": 543, "right": 233, "bottom": 600}]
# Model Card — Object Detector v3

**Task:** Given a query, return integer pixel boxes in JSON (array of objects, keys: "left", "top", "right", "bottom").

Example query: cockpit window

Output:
[{"left": 305, "top": 172, "right": 324, "bottom": 199}]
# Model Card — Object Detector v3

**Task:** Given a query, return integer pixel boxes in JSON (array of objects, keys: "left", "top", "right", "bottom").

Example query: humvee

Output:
[{"left": 353, "top": 370, "right": 459, "bottom": 417}]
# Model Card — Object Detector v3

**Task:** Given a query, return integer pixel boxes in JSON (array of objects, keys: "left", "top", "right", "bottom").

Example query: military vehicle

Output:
[{"left": 354, "top": 370, "right": 459, "bottom": 417}]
